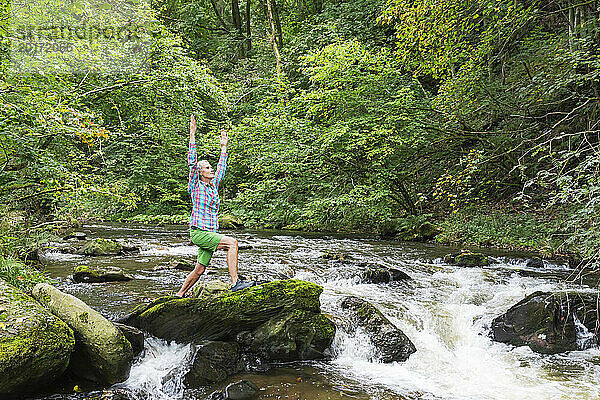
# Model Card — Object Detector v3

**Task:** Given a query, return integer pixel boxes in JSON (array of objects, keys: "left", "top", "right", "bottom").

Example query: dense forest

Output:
[{"left": 2, "top": 0, "right": 600, "bottom": 285}]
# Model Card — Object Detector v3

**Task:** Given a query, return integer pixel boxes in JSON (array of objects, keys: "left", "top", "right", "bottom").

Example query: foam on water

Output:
[{"left": 115, "top": 337, "right": 194, "bottom": 400}]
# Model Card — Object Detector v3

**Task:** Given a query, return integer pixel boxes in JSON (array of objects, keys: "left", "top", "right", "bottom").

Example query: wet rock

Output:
[
  {"left": 491, "top": 291, "right": 599, "bottom": 354},
  {"left": 73, "top": 265, "right": 133, "bottom": 283},
  {"left": 122, "top": 280, "right": 335, "bottom": 363},
  {"left": 77, "top": 239, "right": 123, "bottom": 256},
  {"left": 239, "top": 244, "right": 254, "bottom": 250},
  {"left": 0, "top": 279, "right": 75, "bottom": 394},
  {"left": 208, "top": 380, "right": 260, "bottom": 400},
  {"left": 362, "top": 264, "right": 411, "bottom": 283},
  {"left": 154, "top": 260, "right": 194, "bottom": 272},
  {"left": 63, "top": 232, "right": 87, "bottom": 241},
  {"left": 525, "top": 258, "right": 544, "bottom": 268},
  {"left": 184, "top": 341, "right": 242, "bottom": 386},
  {"left": 339, "top": 296, "right": 416, "bottom": 362},
  {"left": 113, "top": 323, "right": 144, "bottom": 357},
  {"left": 219, "top": 215, "right": 245, "bottom": 230},
  {"left": 444, "top": 251, "right": 489, "bottom": 267},
  {"left": 32, "top": 283, "right": 133, "bottom": 385},
  {"left": 321, "top": 251, "right": 349, "bottom": 261},
  {"left": 121, "top": 244, "right": 140, "bottom": 254}
]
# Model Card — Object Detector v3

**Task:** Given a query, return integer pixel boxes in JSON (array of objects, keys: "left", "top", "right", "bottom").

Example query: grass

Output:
[{"left": 0, "top": 257, "right": 53, "bottom": 293}]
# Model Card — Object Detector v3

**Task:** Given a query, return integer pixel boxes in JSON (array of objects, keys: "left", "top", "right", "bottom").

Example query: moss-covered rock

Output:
[
  {"left": 77, "top": 239, "right": 123, "bottom": 256},
  {"left": 73, "top": 265, "right": 133, "bottom": 283},
  {"left": 219, "top": 215, "right": 245, "bottom": 230},
  {"left": 339, "top": 296, "right": 416, "bottom": 362},
  {"left": 122, "top": 280, "right": 335, "bottom": 362},
  {"left": 32, "top": 283, "right": 133, "bottom": 385},
  {"left": 491, "top": 291, "right": 599, "bottom": 354},
  {"left": 0, "top": 279, "right": 74, "bottom": 394},
  {"left": 444, "top": 251, "right": 490, "bottom": 267}
]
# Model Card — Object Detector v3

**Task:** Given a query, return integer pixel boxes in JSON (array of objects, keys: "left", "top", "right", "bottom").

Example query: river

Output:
[{"left": 34, "top": 222, "right": 600, "bottom": 400}]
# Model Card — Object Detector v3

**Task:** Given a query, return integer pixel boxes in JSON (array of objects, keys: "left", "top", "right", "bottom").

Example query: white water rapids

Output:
[{"left": 42, "top": 224, "right": 600, "bottom": 400}]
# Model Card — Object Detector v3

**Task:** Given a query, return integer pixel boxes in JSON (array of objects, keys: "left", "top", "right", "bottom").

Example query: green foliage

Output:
[
  {"left": 0, "top": 258, "right": 53, "bottom": 293},
  {"left": 436, "top": 206, "right": 563, "bottom": 255}
]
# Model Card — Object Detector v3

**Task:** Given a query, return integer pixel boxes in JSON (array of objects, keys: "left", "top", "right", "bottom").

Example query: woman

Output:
[{"left": 176, "top": 115, "right": 254, "bottom": 297}]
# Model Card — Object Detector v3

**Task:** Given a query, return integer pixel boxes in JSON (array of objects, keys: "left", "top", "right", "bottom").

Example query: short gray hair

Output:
[{"left": 197, "top": 159, "right": 210, "bottom": 169}]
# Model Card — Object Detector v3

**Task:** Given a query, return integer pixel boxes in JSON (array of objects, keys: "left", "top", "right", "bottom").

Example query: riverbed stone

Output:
[
  {"left": 122, "top": 280, "right": 335, "bottom": 362},
  {"left": 339, "top": 296, "right": 416, "bottom": 362},
  {"left": 444, "top": 251, "right": 490, "bottom": 267},
  {"left": 491, "top": 291, "right": 599, "bottom": 354},
  {"left": 73, "top": 265, "right": 133, "bottom": 283},
  {"left": 77, "top": 239, "right": 123, "bottom": 256},
  {"left": 362, "top": 264, "right": 411, "bottom": 283},
  {"left": 0, "top": 279, "right": 75, "bottom": 394},
  {"left": 32, "top": 283, "right": 134, "bottom": 385},
  {"left": 219, "top": 215, "right": 245, "bottom": 230},
  {"left": 184, "top": 341, "right": 242, "bottom": 386},
  {"left": 113, "top": 322, "right": 144, "bottom": 357}
]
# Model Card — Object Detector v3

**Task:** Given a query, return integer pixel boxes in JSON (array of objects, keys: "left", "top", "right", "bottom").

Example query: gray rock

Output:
[
  {"left": 113, "top": 322, "right": 144, "bottom": 357},
  {"left": 32, "top": 283, "right": 133, "bottom": 385},
  {"left": 73, "top": 265, "right": 133, "bottom": 283},
  {"left": 492, "top": 291, "right": 599, "bottom": 354},
  {"left": 525, "top": 258, "right": 544, "bottom": 268},
  {"left": 0, "top": 279, "right": 75, "bottom": 394},
  {"left": 184, "top": 341, "right": 242, "bottom": 386},
  {"left": 77, "top": 239, "right": 123, "bottom": 256},
  {"left": 339, "top": 296, "right": 416, "bottom": 362},
  {"left": 224, "top": 380, "right": 259, "bottom": 399}
]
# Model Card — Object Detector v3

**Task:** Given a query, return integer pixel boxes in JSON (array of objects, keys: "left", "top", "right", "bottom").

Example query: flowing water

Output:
[{"left": 33, "top": 223, "right": 600, "bottom": 400}]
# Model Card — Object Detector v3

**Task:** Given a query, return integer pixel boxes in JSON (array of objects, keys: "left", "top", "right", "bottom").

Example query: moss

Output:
[
  {"left": 78, "top": 312, "right": 89, "bottom": 323},
  {"left": 78, "top": 239, "right": 122, "bottom": 256},
  {"left": 0, "top": 281, "right": 75, "bottom": 393}
]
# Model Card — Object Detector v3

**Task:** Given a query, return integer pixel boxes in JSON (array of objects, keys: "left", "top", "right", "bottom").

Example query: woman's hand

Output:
[
  {"left": 220, "top": 128, "right": 228, "bottom": 151},
  {"left": 190, "top": 114, "right": 197, "bottom": 143}
]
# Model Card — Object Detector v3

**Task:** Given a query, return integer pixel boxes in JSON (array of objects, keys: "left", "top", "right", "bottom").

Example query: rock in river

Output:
[
  {"left": 121, "top": 280, "right": 336, "bottom": 363},
  {"left": 184, "top": 341, "right": 242, "bottom": 387},
  {"left": 444, "top": 250, "right": 490, "bottom": 267},
  {"left": 77, "top": 239, "right": 123, "bottom": 256},
  {"left": 0, "top": 279, "right": 75, "bottom": 394},
  {"left": 32, "top": 283, "right": 133, "bottom": 385},
  {"left": 73, "top": 265, "right": 133, "bottom": 283},
  {"left": 492, "top": 291, "right": 599, "bottom": 354},
  {"left": 339, "top": 296, "right": 416, "bottom": 362}
]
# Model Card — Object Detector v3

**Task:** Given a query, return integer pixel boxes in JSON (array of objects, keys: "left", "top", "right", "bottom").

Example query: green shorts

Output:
[{"left": 190, "top": 228, "right": 224, "bottom": 266}]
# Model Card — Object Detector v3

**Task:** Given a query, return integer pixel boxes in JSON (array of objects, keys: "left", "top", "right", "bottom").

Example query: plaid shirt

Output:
[{"left": 187, "top": 143, "right": 227, "bottom": 232}]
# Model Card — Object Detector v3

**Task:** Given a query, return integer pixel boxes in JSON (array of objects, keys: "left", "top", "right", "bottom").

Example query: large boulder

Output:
[
  {"left": 73, "top": 265, "right": 133, "bottom": 283},
  {"left": 32, "top": 283, "right": 133, "bottom": 385},
  {"left": 0, "top": 280, "right": 75, "bottom": 394},
  {"left": 77, "top": 239, "right": 123, "bottom": 256},
  {"left": 491, "top": 291, "right": 599, "bottom": 354},
  {"left": 339, "top": 296, "right": 416, "bottom": 362},
  {"left": 122, "top": 280, "right": 335, "bottom": 362},
  {"left": 184, "top": 341, "right": 242, "bottom": 387}
]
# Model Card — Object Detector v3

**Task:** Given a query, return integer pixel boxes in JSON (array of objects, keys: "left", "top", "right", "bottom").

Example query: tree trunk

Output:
[
  {"left": 245, "top": 0, "right": 251, "bottom": 53},
  {"left": 272, "top": 0, "right": 283, "bottom": 49},
  {"left": 265, "top": 0, "right": 281, "bottom": 78},
  {"left": 231, "top": 0, "right": 245, "bottom": 58}
]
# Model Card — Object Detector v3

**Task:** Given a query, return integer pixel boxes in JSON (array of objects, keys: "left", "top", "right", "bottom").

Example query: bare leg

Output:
[
  {"left": 176, "top": 262, "right": 206, "bottom": 297},
  {"left": 216, "top": 236, "right": 239, "bottom": 284}
]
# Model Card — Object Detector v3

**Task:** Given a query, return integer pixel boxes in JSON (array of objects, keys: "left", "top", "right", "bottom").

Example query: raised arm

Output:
[
  {"left": 187, "top": 114, "right": 197, "bottom": 167},
  {"left": 213, "top": 128, "right": 228, "bottom": 189},
  {"left": 188, "top": 115, "right": 198, "bottom": 191}
]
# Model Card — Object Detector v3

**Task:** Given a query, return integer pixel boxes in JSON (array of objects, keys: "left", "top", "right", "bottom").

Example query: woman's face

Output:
[{"left": 199, "top": 161, "right": 215, "bottom": 180}]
